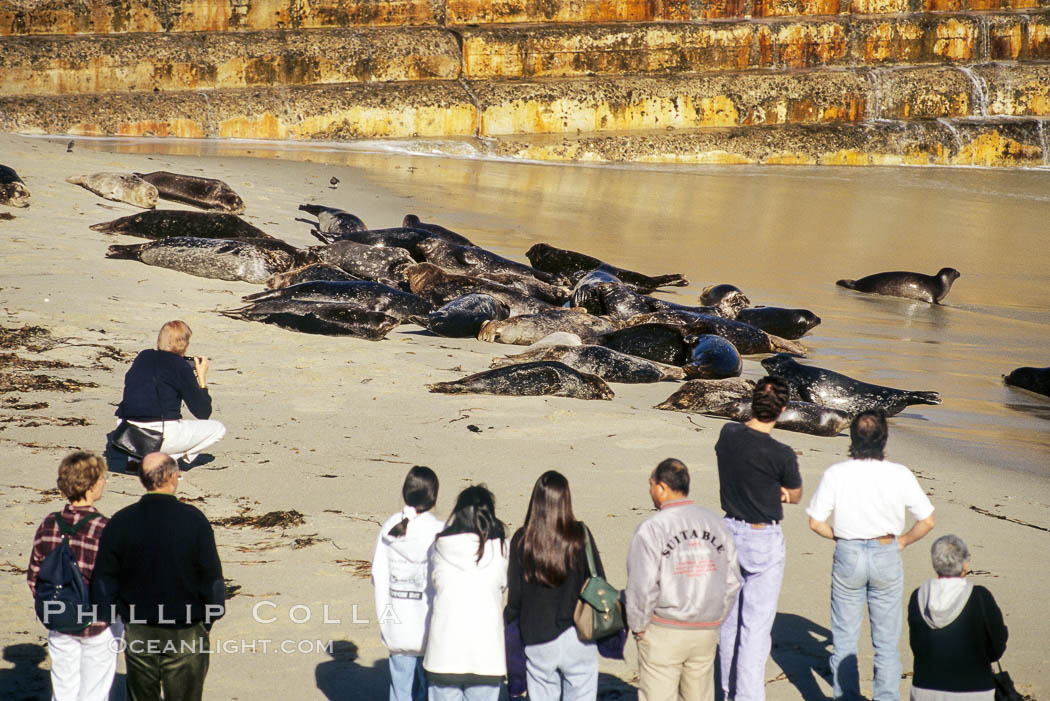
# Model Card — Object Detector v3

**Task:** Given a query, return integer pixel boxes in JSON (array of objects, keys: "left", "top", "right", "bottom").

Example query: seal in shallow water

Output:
[
  {"left": 526, "top": 243, "right": 687, "bottom": 291},
  {"left": 1003, "top": 366, "right": 1050, "bottom": 398},
  {"left": 106, "top": 237, "right": 306, "bottom": 284},
  {"left": 90, "top": 210, "right": 273, "bottom": 240},
  {"left": 491, "top": 344, "right": 685, "bottom": 383},
  {"left": 477, "top": 309, "right": 618, "bottom": 345},
  {"left": 136, "top": 171, "right": 245, "bottom": 213},
  {"left": 736, "top": 307, "right": 821, "bottom": 340},
  {"left": 428, "top": 361, "right": 614, "bottom": 400},
  {"left": 221, "top": 300, "right": 400, "bottom": 340},
  {"left": 67, "top": 172, "right": 158, "bottom": 209},
  {"left": 761, "top": 353, "right": 941, "bottom": 416},
  {"left": 0, "top": 165, "right": 30, "bottom": 208},
  {"left": 836, "top": 268, "right": 960, "bottom": 304}
]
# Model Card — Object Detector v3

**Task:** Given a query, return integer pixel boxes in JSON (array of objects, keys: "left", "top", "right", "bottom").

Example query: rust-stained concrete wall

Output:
[{"left": 0, "top": 0, "right": 1048, "bottom": 166}]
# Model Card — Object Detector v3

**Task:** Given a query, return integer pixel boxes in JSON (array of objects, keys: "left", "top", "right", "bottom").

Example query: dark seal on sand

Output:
[
  {"left": 526, "top": 243, "right": 687, "bottom": 291},
  {"left": 91, "top": 210, "right": 272, "bottom": 240},
  {"left": 0, "top": 165, "right": 31, "bottom": 208},
  {"left": 428, "top": 361, "right": 614, "bottom": 400},
  {"left": 136, "top": 171, "right": 246, "bottom": 213}
]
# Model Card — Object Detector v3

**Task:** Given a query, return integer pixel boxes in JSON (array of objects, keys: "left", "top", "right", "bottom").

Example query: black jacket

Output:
[
  {"left": 91, "top": 493, "right": 224, "bottom": 627},
  {"left": 116, "top": 349, "right": 212, "bottom": 421}
]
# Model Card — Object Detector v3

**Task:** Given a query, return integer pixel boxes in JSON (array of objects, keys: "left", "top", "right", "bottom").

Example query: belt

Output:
[
  {"left": 726, "top": 516, "right": 779, "bottom": 529},
  {"left": 838, "top": 534, "right": 896, "bottom": 545}
]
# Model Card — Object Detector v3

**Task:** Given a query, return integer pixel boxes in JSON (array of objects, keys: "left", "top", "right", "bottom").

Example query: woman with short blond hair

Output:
[
  {"left": 113, "top": 320, "right": 225, "bottom": 467},
  {"left": 28, "top": 451, "right": 121, "bottom": 701}
]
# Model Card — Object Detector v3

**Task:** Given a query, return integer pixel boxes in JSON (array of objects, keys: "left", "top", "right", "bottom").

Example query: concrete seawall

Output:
[{"left": 1, "top": 0, "right": 1048, "bottom": 166}]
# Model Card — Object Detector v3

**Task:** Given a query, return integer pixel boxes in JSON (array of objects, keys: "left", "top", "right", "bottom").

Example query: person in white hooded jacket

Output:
[
  {"left": 373, "top": 466, "right": 445, "bottom": 701},
  {"left": 423, "top": 484, "right": 508, "bottom": 701}
]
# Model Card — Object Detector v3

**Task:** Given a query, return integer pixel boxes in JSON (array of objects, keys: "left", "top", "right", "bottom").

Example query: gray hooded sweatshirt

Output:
[{"left": 916, "top": 577, "right": 973, "bottom": 629}]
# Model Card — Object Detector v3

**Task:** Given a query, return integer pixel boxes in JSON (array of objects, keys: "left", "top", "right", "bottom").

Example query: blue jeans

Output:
[
  {"left": 427, "top": 682, "right": 501, "bottom": 701},
  {"left": 830, "top": 539, "right": 903, "bottom": 701},
  {"left": 389, "top": 654, "right": 426, "bottom": 701},
  {"left": 525, "top": 625, "right": 598, "bottom": 701},
  {"left": 719, "top": 518, "right": 786, "bottom": 701}
]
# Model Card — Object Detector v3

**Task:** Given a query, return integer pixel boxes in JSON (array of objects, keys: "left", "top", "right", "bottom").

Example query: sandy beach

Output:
[{"left": 0, "top": 132, "right": 1046, "bottom": 700}]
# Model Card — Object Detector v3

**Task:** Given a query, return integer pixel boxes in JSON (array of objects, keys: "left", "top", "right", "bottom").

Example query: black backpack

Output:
[{"left": 34, "top": 512, "right": 103, "bottom": 633}]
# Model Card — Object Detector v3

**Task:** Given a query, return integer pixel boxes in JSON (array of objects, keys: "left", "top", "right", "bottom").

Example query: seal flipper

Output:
[
  {"left": 905, "top": 391, "right": 941, "bottom": 406},
  {"left": 640, "top": 273, "right": 689, "bottom": 288},
  {"left": 836, "top": 279, "right": 858, "bottom": 289}
]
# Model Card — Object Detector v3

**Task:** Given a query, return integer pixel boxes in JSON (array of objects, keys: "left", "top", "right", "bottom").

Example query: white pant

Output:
[
  {"left": 126, "top": 418, "right": 226, "bottom": 462},
  {"left": 48, "top": 622, "right": 123, "bottom": 701}
]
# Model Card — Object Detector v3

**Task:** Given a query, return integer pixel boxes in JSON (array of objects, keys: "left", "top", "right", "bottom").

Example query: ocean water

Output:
[{"left": 61, "top": 137, "right": 1050, "bottom": 479}]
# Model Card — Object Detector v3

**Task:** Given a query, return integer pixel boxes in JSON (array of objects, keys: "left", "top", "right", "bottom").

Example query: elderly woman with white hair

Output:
[{"left": 908, "top": 534, "right": 1008, "bottom": 700}]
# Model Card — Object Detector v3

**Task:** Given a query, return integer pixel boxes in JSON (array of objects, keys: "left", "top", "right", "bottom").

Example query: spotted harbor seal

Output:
[
  {"left": 491, "top": 345, "right": 685, "bottom": 383},
  {"left": 0, "top": 165, "right": 31, "bottom": 207},
  {"left": 106, "top": 237, "right": 308, "bottom": 284},
  {"left": 402, "top": 215, "right": 476, "bottom": 246},
  {"left": 472, "top": 271, "right": 570, "bottom": 306},
  {"left": 418, "top": 239, "right": 565, "bottom": 286},
  {"left": 299, "top": 204, "right": 367, "bottom": 235},
  {"left": 242, "top": 280, "right": 433, "bottom": 320},
  {"left": 311, "top": 240, "right": 414, "bottom": 288},
  {"left": 836, "top": 268, "right": 960, "bottom": 304},
  {"left": 526, "top": 243, "right": 688, "bottom": 291},
  {"left": 599, "top": 324, "right": 699, "bottom": 366},
  {"left": 312, "top": 227, "right": 471, "bottom": 258},
  {"left": 761, "top": 353, "right": 941, "bottom": 415},
  {"left": 569, "top": 270, "right": 623, "bottom": 310},
  {"left": 67, "top": 172, "right": 158, "bottom": 209},
  {"left": 265, "top": 263, "right": 361, "bottom": 289},
  {"left": 136, "top": 171, "right": 245, "bottom": 213},
  {"left": 736, "top": 307, "right": 821, "bottom": 340},
  {"left": 1003, "top": 366, "right": 1050, "bottom": 398},
  {"left": 684, "top": 335, "right": 742, "bottom": 380},
  {"left": 699, "top": 284, "right": 747, "bottom": 307},
  {"left": 477, "top": 309, "right": 619, "bottom": 345},
  {"left": 575, "top": 282, "right": 744, "bottom": 321},
  {"left": 655, "top": 378, "right": 756, "bottom": 412},
  {"left": 422, "top": 294, "right": 510, "bottom": 338},
  {"left": 711, "top": 400, "right": 852, "bottom": 437},
  {"left": 627, "top": 310, "right": 807, "bottom": 355},
  {"left": 428, "top": 361, "right": 614, "bottom": 400},
  {"left": 90, "top": 210, "right": 273, "bottom": 240},
  {"left": 220, "top": 300, "right": 399, "bottom": 340},
  {"left": 406, "top": 263, "right": 552, "bottom": 316}
]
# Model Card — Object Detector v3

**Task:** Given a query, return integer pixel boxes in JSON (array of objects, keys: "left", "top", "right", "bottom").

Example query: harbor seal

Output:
[
  {"left": 735, "top": 307, "right": 821, "bottom": 340},
  {"left": 836, "top": 268, "right": 960, "bottom": 304},
  {"left": 472, "top": 271, "right": 570, "bottom": 306},
  {"left": 569, "top": 270, "right": 623, "bottom": 310},
  {"left": 0, "top": 165, "right": 31, "bottom": 207},
  {"left": 106, "top": 237, "right": 308, "bottom": 284},
  {"left": 418, "top": 239, "right": 565, "bottom": 286},
  {"left": 298, "top": 204, "right": 367, "bottom": 235},
  {"left": 90, "top": 210, "right": 273, "bottom": 240},
  {"left": 422, "top": 294, "right": 510, "bottom": 338},
  {"left": 67, "top": 172, "right": 158, "bottom": 209},
  {"left": 406, "top": 263, "right": 553, "bottom": 316},
  {"left": 491, "top": 345, "right": 685, "bottom": 383},
  {"left": 1003, "top": 366, "right": 1050, "bottom": 398},
  {"left": 577, "top": 282, "right": 744, "bottom": 321},
  {"left": 428, "top": 361, "right": 614, "bottom": 400},
  {"left": 760, "top": 353, "right": 941, "bottom": 415},
  {"left": 712, "top": 400, "right": 851, "bottom": 437},
  {"left": 683, "top": 335, "right": 742, "bottom": 380},
  {"left": 526, "top": 243, "right": 688, "bottom": 291},
  {"left": 655, "top": 378, "right": 756, "bottom": 412},
  {"left": 311, "top": 240, "right": 414, "bottom": 288},
  {"left": 402, "top": 215, "right": 476, "bottom": 247},
  {"left": 699, "top": 284, "right": 747, "bottom": 307},
  {"left": 136, "top": 171, "right": 245, "bottom": 213},
  {"left": 265, "top": 263, "right": 362, "bottom": 289},
  {"left": 220, "top": 300, "right": 399, "bottom": 340},
  {"left": 313, "top": 227, "right": 468, "bottom": 258},
  {"left": 627, "top": 310, "right": 807, "bottom": 355},
  {"left": 477, "top": 309, "right": 619, "bottom": 345},
  {"left": 599, "top": 324, "right": 699, "bottom": 366},
  {"left": 242, "top": 280, "right": 433, "bottom": 320}
]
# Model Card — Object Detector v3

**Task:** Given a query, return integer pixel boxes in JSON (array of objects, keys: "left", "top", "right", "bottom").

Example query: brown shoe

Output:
[{"left": 126, "top": 459, "right": 142, "bottom": 474}]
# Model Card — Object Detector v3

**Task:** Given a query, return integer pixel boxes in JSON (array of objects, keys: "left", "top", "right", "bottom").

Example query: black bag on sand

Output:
[
  {"left": 994, "top": 661, "right": 1024, "bottom": 701},
  {"left": 110, "top": 420, "right": 163, "bottom": 459}
]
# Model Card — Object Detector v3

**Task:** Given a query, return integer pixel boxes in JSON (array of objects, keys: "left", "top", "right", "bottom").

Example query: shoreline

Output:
[{"left": 0, "top": 133, "right": 1046, "bottom": 699}]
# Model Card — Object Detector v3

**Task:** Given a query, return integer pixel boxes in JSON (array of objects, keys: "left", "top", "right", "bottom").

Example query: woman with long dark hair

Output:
[
  {"left": 423, "top": 485, "right": 508, "bottom": 701},
  {"left": 504, "top": 471, "right": 604, "bottom": 700}
]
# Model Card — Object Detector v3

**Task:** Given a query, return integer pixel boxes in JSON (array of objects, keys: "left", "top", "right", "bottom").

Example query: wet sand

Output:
[{"left": 0, "top": 133, "right": 1046, "bottom": 699}]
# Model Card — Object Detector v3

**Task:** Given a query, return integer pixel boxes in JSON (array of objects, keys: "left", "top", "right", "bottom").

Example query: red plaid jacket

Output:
[{"left": 28, "top": 504, "right": 110, "bottom": 637}]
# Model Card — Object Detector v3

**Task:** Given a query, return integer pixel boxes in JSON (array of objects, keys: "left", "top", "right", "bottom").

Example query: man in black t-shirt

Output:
[{"left": 715, "top": 376, "right": 802, "bottom": 701}]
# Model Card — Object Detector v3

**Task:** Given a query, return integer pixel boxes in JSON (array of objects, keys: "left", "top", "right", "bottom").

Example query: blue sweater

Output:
[{"left": 116, "top": 349, "right": 212, "bottom": 421}]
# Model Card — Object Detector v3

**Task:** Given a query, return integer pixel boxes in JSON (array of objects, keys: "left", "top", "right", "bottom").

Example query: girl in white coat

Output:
[
  {"left": 423, "top": 485, "right": 508, "bottom": 701},
  {"left": 373, "top": 466, "right": 444, "bottom": 701}
]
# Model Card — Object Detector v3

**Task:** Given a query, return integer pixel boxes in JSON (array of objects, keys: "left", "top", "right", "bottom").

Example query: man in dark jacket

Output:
[{"left": 92, "top": 452, "right": 224, "bottom": 701}]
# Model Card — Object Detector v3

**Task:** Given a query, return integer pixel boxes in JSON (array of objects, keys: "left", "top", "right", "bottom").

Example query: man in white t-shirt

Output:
[{"left": 806, "top": 410, "right": 935, "bottom": 701}]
